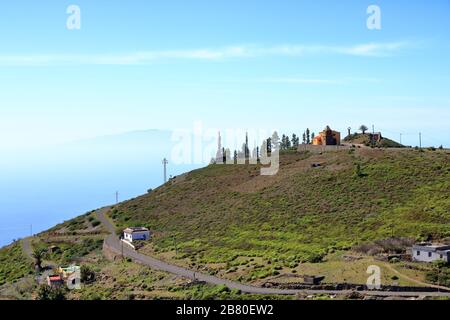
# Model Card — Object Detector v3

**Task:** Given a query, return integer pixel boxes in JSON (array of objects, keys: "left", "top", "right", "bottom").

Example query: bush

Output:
[
  {"left": 91, "top": 220, "right": 101, "bottom": 227},
  {"left": 425, "top": 261, "right": 450, "bottom": 287},
  {"left": 389, "top": 257, "right": 400, "bottom": 264},
  {"left": 354, "top": 238, "right": 414, "bottom": 255},
  {"left": 354, "top": 163, "right": 367, "bottom": 178},
  {"left": 81, "top": 265, "right": 95, "bottom": 283},
  {"left": 37, "top": 285, "right": 67, "bottom": 300}
]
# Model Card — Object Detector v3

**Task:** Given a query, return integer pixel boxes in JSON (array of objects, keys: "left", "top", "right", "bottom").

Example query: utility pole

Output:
[
  {"left": 115, "top": 191, "right": 119, "bottom": 204},
  {"left": 162, "top": 158, "right": 168, "bottom": 183},
  {"left": 30, "top": 224, "right": 32, "bottom": 237},
  {"left": 372, "top": 125, "right": 375, "bottom": 147},
  {"left": 419, "top": 132, "right": 422, "bottom": 149},
  {"left": 399, "top": 133, "right": 402, "bottom": 145}
]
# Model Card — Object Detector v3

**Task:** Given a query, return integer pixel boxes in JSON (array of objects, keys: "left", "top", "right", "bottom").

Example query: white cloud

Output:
[
  {"left": 337, "top": 42, "right": 410, "bottom": 57},
  {"left": 256, "top": 76, "right": 381, "bottom": 85},
  {"left": 0, "top": 41, "right": 411, "bottom": 66},
  {"left": 258, "top": 77, "right": 341, "bottom": 84}
]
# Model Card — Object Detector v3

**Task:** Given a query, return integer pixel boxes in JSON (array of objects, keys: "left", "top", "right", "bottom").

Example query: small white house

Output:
[
  {"left": 123, "top": 227, "right": 151, "bottom": 243},
  {"left": 411, "top": 243, "right": 450, "bottom": 263}
]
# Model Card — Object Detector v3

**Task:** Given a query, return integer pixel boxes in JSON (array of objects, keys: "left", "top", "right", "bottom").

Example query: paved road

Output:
[{"left": 96, "top": 207, "right": 450, "bottom": 297}]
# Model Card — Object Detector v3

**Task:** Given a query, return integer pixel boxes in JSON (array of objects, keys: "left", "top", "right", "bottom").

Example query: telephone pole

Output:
[
  {"left": 419, "top": 132, "right": 422, "bottom": 149},
  {"left": 30, "top": 224, "right": 33, "bottom": 237},
  {"left": 371, "top": 125, "right": 375, "bottom": 147},
  {"left": 399, "top": 133, "right": 402, "bottom": 145},
  {"left": 115, "top": 191, "right": 119, "bottom": 204},
  {"left": 162, "top": 158, "right": 168, "bottom": 183}
]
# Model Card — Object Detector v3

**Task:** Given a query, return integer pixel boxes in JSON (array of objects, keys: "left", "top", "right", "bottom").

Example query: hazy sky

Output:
[{"left": 1, "top": 0, "right": 449, "bottom": 149}]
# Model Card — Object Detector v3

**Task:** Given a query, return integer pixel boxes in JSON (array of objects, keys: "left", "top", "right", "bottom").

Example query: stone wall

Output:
[
  {"left": 263, "top": 281, "right": 450, "bottom": 293},
  {"left": 297, "top": 144, "right": 350, "bottom": 153}
]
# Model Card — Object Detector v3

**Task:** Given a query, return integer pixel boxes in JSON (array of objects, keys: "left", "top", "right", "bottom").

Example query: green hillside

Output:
[
  {"left": 0, "top": 242, "right": 33, "bottom": 286},
  {"left": 2, "top": 147, "right": 450, "bottom": 299},
  {"left": 110, "top": 148, "right": 450, "bottom": 275}
]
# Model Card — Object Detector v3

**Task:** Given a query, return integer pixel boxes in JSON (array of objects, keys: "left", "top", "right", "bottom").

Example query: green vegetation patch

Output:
[{"left": 0, "top": 242, "right": 33, "bottom": 286}]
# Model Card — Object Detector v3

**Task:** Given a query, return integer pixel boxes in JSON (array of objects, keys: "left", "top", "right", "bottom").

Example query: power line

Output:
[{"left": 376, "top": 127, "right": 446, "bottom": 147}]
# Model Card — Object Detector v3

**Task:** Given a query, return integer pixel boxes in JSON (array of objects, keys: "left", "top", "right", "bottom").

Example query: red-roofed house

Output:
[{"left": 47, "top": 275, "right": 64, "bottom": 287}]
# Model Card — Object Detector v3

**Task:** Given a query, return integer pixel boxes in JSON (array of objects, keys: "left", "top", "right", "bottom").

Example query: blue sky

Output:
[{"left": 1, "top": 0, "right": 449, "bottom": 149}]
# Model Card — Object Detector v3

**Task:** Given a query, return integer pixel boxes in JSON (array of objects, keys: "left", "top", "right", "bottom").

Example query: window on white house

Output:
[
  {"left": 428, "top": 252, "right": 432, "bottom": 257},
  {"left": 417, "top": 251, "right": 420, "bottom": 256}
]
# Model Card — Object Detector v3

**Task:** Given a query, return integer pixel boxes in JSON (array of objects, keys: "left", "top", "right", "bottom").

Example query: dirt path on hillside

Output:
[
  {"left": 382, "top": 262, "right": 450, "bottom": 291},
  {"left": 96, "top": 207, "right": 450, "bottom": 298},
  {"left": 21, "top": 237, "right": 33, "bottom": 261}
]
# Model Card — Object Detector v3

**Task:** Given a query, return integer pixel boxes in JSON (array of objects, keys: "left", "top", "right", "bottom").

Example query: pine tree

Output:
[
  {"left": 281, "top": 134, "right": 286, "bottom": 150},
  {"left": 285, "top": 135, "right": 291, "bottom": 149},
  {"left": 306, "top": 128, "right": 311, "bottom": 144},
  {"left": 292, "top": 133, "right": 298, "bottom": 148},
  {"left": 266, "top": 137, "right": 272, "bottom": 153},
  {"left": 245, "top": 132, "right": 249, "bottom": 159},
  {"left": 302, "top": 132, "right": 306, "bottom": 144}
]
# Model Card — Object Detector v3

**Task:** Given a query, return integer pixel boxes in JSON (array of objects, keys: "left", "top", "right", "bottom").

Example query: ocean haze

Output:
[{"left": 0, "top": 129, "right": 204, "bottom": 247}]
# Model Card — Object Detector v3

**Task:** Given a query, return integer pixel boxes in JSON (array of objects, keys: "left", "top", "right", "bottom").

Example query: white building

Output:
[
  {"left": 411, "top": 243, "right": 450, "bottom": 263},
  {"left": 123, "top": 227, "right": 151, "bottom": 243}
]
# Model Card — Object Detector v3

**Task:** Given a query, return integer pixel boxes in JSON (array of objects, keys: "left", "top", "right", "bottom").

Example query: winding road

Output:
[{"left": 95, "top": 207, "right": 450, "bottom": 297}]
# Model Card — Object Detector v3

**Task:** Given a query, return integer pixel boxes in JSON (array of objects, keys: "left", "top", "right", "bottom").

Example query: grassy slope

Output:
[
  {"left": 112, "top": 149, "right": 450, "bottom": 269},
  {"left": 2, "top": 148, "right": 449, "bottom": 298},
  {"left": 0, "top": 242, "right": 33, "bottom": 286},
  {"left": 67, "top": 259, "right": 287, "bottom": 300}
]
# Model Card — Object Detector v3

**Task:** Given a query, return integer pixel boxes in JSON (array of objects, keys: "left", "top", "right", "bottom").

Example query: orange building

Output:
[{"left": 312, "top": 126, "right": 341, "bottom": 146}]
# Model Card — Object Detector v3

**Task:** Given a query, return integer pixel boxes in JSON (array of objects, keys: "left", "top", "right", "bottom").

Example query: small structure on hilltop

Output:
[
  {"left": 312, "top": 126, "right": 341, "bottom": 146},
  {"left": 411, "top": 243, "right": 450, "bottom": 263},
  {"left": 371, "top": 132, "right": 383, "bottom": 143},
  {"left": 123, "top": 227, "right": 151, "bottom": 243}
]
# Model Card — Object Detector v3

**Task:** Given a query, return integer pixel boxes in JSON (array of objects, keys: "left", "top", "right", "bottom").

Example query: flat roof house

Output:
[
  {"left": 412, "top": 243, "right": 450, "bottom": 263},
  {"left": 123, "top": 227, "right": 151, "bottom": 243},
  {"left": 58, "top": 265, "right": 80, "bottom": 279}
]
